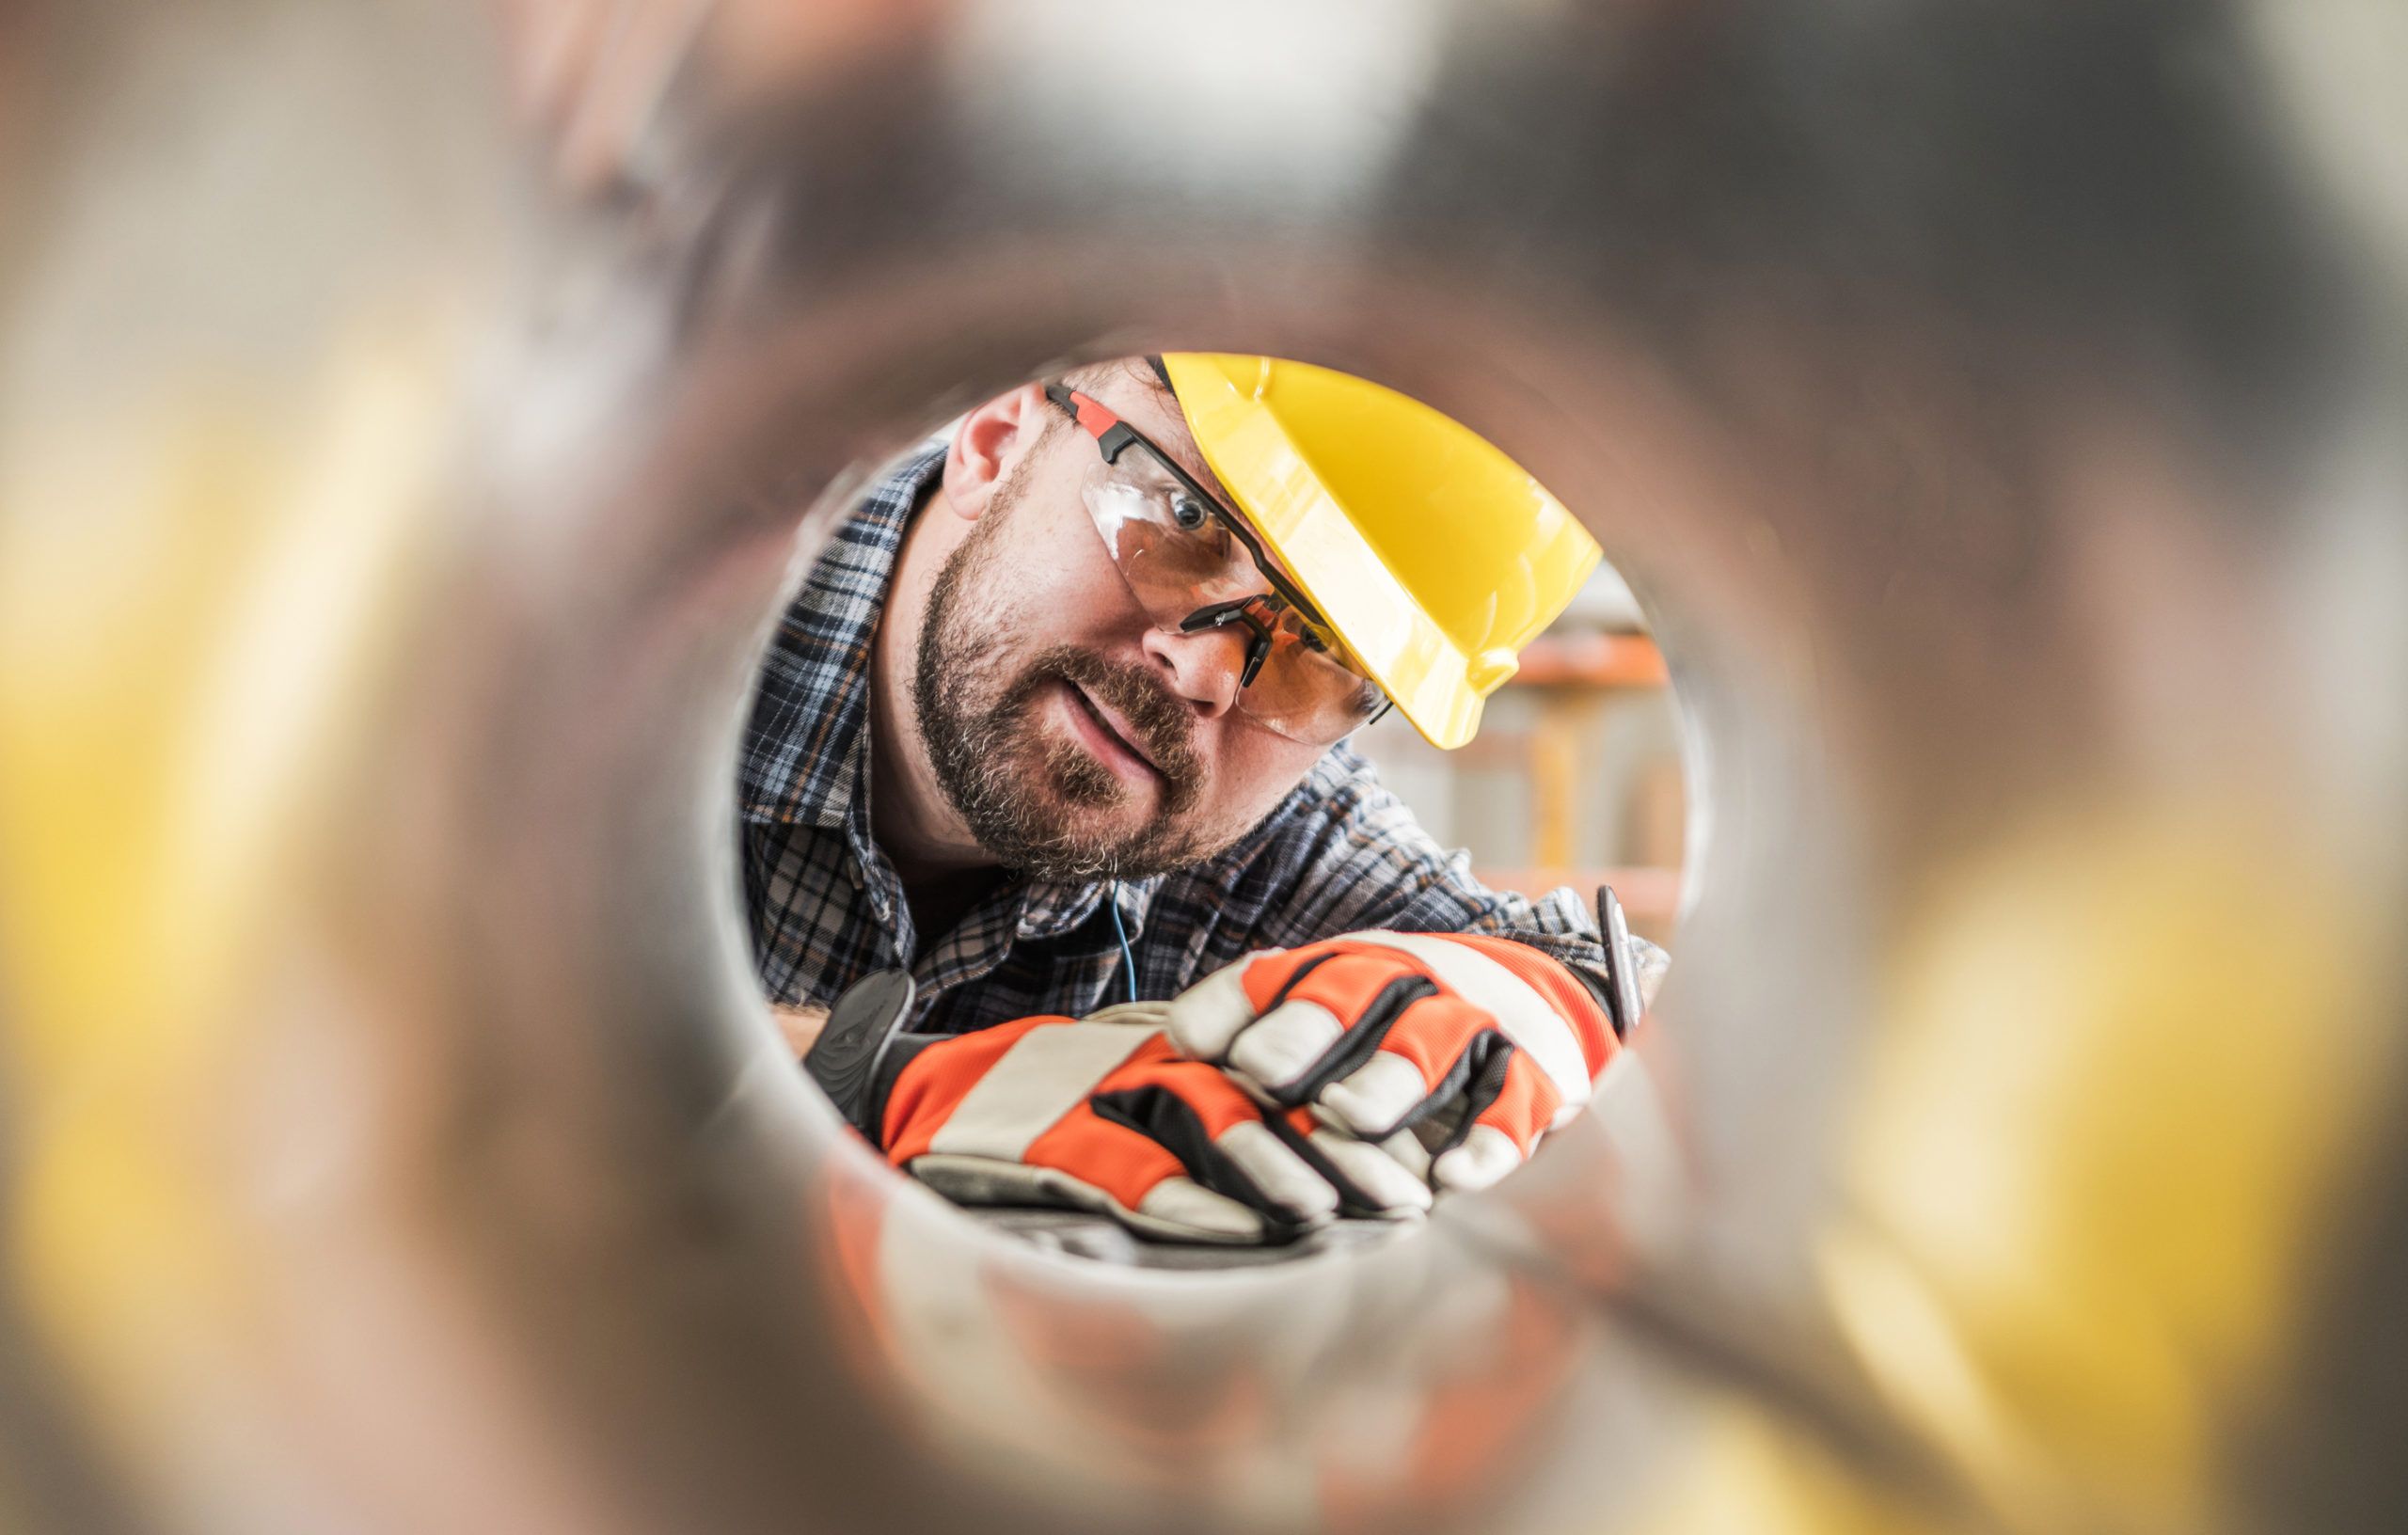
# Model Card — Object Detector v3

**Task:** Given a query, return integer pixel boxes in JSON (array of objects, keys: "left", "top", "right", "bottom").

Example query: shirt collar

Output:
[{"left": 1016, "top": 872, "right": 1166, "bottom": 945}]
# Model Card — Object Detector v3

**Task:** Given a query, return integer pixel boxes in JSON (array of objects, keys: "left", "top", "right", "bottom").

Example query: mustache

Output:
[{"left": 1012, "top": 645, "right": 1204, "bottom": 812}]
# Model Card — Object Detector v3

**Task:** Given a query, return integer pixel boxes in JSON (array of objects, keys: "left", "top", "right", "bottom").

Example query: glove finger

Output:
[
  {"left": 957, "top": 1105, "right": 1268, "bottom": 1242},
  {"left": 1431, "top": 1052, "right": 1560, "bottom": 1193},
  {"left": 1090, "top": 1059, "right": 1339, "bottom": 1227},
  {"left": 1465, "top": 1044, "right": 1562, "bottom": 1154},
  {"left": 1214, "top": 1116, "right": 1343, "bottom": 1225},
  {"left": 1227, "top": 961, "right": 1440, "bottom": 1104},
  {"left": 1431, "top": 1122, "right": 1527, "bottom": 1194},
  {"left": 1323, "top": 933, "right": 1608, "bottom": 1113},
  {"left": 1373, "top": 1121, "right": 1434, "bottom": 1180},
  {"left": 1135, "top": 1177, "right": 1277, "bottom": 1242},
  {"left": 1278, "top": 1107, "right": 1433, "bottom": 1218},
  {"left": 1324, "top": 1018, "right": 1556, "bottom": 1162},
  {"left": 1076, "top": 1045, "right": 1338, "bottom": 1227},
  {"left": 1164, "top": 959, "right": 1264, "bottom": 1062},
  {"left": 1225, "top": 995, "right": 1346, "bottom": 1096},
  {"left": 1315, "top": 1050, "right": 1431, "bottom": 1138},
  {"left": 1316, "top": 992, "right": 1506, "bottom": 1139},
  {"left": 1165, "top": 943, "right": 1422, "bottom": 1068}
]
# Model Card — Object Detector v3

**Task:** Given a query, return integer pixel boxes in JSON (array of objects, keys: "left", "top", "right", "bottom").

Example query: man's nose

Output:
[{"left": 1139, "top": 621, "right": 1247, "bottom": 718}]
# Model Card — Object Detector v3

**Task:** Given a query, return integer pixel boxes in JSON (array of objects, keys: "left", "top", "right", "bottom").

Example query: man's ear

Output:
[{"left": 941, "top": 382, "right": 1049, "bottom": 523}]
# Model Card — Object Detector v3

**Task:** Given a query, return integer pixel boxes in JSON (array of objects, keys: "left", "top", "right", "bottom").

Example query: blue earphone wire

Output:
[{"left": 1108, "top": 883, "right": 1139, "bottom": 1004}]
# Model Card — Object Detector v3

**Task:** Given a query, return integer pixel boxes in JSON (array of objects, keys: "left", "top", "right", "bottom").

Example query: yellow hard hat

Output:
[{"left": 1160, "top": 353, "right": 1602, "bottom": 750}]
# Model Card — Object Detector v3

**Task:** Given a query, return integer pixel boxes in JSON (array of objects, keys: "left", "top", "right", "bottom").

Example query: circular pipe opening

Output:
[{"left": 6, "top": 5, "right": 2402, "bottom": 1534}]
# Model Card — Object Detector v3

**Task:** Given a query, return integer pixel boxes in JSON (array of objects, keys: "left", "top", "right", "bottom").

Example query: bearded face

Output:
[
  {"left": 912, "top": 455, "right": 1220, "bottom": 882},
  {"left": 905, "top": 386, "right": 1335, "bottom": 885}
]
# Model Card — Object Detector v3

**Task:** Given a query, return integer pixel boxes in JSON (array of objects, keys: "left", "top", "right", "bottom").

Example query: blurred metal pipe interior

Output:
[{"left": 3, "top": 2, "right": 2404, "bottom": 1531}]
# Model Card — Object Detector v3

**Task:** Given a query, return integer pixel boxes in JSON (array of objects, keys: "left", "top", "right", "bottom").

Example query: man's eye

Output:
[{"left": 1169, "top": 496, "right": 1210, "bottom": 531}]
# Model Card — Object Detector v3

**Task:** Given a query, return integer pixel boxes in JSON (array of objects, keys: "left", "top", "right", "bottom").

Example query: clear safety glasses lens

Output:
[{"left": 1079, "top": 453, "right": 1384, "bottom": 745}]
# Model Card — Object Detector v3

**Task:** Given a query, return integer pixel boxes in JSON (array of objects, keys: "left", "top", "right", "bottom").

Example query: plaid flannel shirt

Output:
[{"left": 738, "top": 442, "right": 1632, "bottom": 1035}]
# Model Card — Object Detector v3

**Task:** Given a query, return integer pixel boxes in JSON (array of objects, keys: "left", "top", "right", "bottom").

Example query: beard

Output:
[{"left": 912, "top": 484, "right": 1218, "bottom": 883}]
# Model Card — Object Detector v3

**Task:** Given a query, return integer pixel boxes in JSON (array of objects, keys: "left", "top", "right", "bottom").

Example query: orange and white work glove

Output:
[
  {"left": 1165, "top": 933, "right": 1623, "bottom": 1198},
  {"left": 813, "top": 981, "right": 1436, "bottom": 1243}
]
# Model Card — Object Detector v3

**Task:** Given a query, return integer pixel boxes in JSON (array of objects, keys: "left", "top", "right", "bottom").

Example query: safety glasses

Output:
[{"left": 1045, "top": 383, "right": 1390, "bottom": 745}]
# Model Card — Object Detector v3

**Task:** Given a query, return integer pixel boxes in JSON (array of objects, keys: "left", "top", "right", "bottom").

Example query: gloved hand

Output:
[
  {"left": 1165, "top": 933, "right": 1622, "bottom": 1196},
  {"left": 855, "top": 1001, "right": 1434, "bottom": 1244}
]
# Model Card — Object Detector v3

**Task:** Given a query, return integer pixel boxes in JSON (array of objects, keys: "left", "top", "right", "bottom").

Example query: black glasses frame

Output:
[
  {"left": 1043, "top": 381, "right": 1396, "bottom": 731},
  {"left": 1043, "top": 386, "right": 1333, "bottom": 634}
]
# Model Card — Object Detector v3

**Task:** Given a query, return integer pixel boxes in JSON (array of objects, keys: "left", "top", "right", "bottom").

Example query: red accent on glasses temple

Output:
[{"left": 1065, "top": 389, "right": 1121, "bottom": 442}]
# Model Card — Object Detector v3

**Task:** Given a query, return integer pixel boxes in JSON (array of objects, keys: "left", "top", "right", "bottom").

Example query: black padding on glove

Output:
[{"left": 1089, "top": 1084, "right": 1309, "bottom": 1243}]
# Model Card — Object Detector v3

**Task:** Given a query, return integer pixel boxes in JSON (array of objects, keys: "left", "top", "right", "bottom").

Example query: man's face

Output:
[{"left": 913, "top": 378, "right": 1333, "bottom": 882}]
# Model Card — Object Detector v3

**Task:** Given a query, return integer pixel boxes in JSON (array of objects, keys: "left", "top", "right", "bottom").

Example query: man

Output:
[{"left": 740, "top": 353, "right": 1663, "bottom": 1242}]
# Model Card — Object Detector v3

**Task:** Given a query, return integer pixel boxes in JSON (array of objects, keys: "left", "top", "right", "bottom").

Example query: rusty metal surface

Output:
[{"left": 3, "top": 3, "right": 2404, "bottom": 1531}]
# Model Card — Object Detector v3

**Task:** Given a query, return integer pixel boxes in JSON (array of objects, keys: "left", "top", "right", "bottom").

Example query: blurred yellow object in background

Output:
[{"left": 1830, "top": 802, "right": 2387, "bottom": 1527}]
